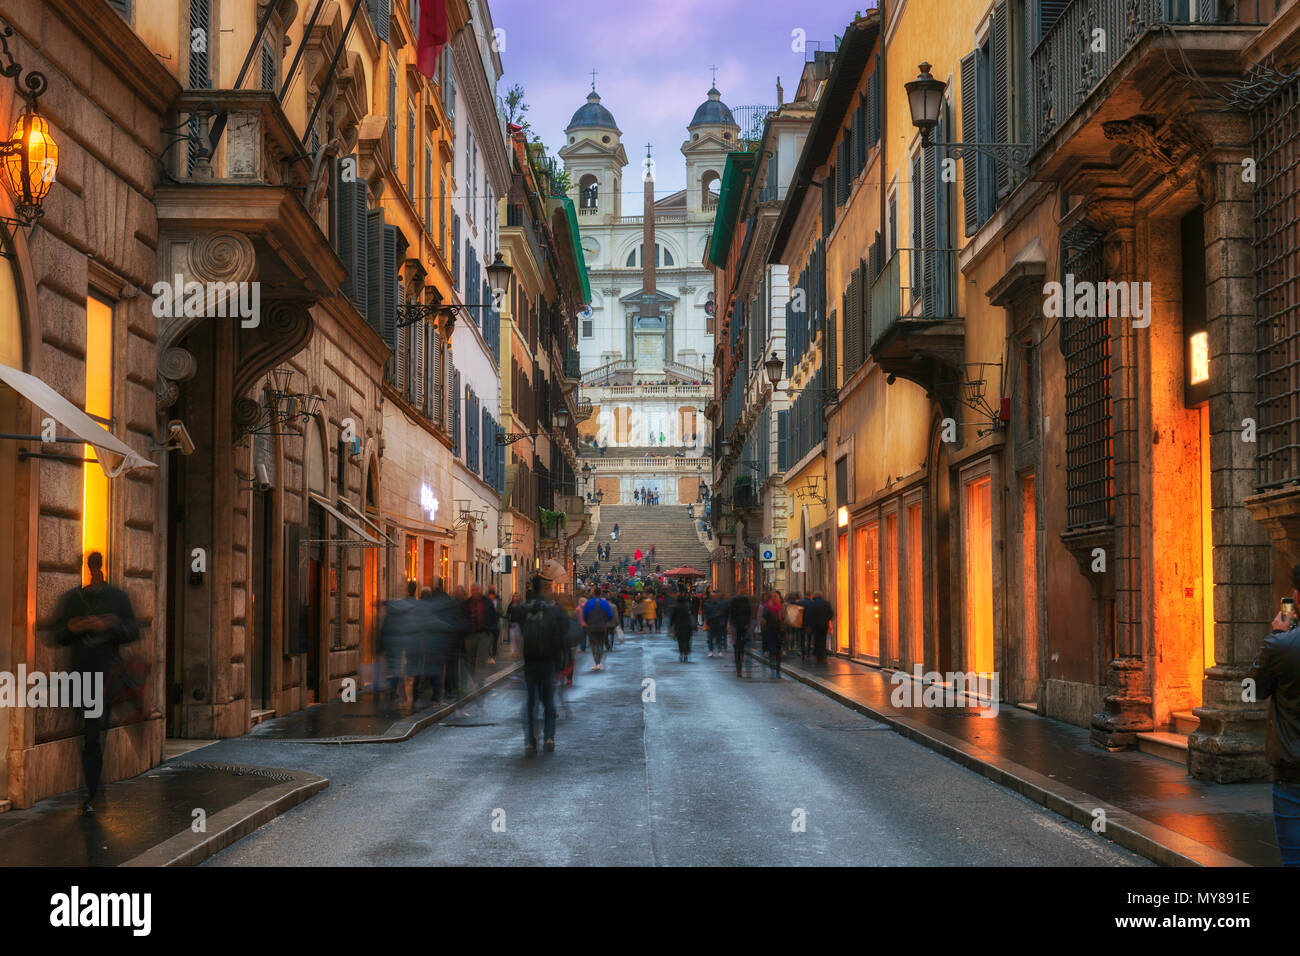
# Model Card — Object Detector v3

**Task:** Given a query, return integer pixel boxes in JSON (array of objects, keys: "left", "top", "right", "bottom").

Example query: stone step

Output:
[
  {"left": 1136, "top": 731, "right": 1189, "bottom": 766},
  {"left": 1172, "top": 710, "right": 1200, "bottom": 735}
]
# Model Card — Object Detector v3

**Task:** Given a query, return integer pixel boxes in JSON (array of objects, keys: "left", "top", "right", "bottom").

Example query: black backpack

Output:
[{"left": 522, "top": 600, "right": 554, "bottom": 661}]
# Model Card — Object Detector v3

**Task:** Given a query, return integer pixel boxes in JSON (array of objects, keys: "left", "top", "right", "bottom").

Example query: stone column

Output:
[
  {"left": 1191, "top": 151, "right": 1270, "bottom": 782},
  {"left": 1090, "top": 216, "right": 1155, "bottom": 749}
]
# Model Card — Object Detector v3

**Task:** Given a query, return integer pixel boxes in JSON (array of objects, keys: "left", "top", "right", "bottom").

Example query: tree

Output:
[{"left": 504, "top": 83, "right": 531, "bottom": 134}]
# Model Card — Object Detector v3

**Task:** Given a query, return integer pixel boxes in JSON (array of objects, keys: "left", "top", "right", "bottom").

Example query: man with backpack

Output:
[
  {"left": 582, "top": 588, "right": 615, "bottom": 670},
  {"left": 521, "top": 574, "right": 567, "bottom": 755}
]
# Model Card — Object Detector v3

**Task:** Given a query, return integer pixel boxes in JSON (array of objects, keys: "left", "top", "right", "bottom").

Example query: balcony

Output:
[
  {"left": 868, "top": 248, "right": 964, "bottom": 392},
  {"left": 582, "top": 359, "right": 635, "bottom": 386},
  {"left": 1031, "top": 0, "right": 1274, "bottom": 149}
]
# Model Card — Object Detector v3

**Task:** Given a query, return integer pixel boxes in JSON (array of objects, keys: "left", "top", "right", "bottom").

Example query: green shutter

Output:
[
  {"left": 992, "top": 0, "right": 1011, "bottom": 199},
  {"left": 372, "top": 0, "right": 390, "bottom": 43},
  {"left": 367, "top": 207, "right": 386, "bottom": 342},
  {"left": 961, "top": 52, "right": 980, "bottom": 237}
]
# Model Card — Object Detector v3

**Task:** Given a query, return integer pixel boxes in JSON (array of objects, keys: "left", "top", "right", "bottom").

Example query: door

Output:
[
  {"left": 964, "top": 473, "right": 994, "bottom": 676},
  {"left": 853, "top": 522, "right": 879, "bottom": 660},
  {"left": 250, "top": 490, "right": 273, "bottom": 711},
  {"left": 836, "top": 532, "right": 850, "bottom": 654}
]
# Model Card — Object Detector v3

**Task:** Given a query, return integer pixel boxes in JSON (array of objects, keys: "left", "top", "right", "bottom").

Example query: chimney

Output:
[{"left": 641, "top": 143, "right": 658, "bottom": 320}]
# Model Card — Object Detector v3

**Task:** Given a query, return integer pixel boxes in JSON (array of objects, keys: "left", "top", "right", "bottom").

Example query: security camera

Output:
[
  {"left": 255, "top": 462, "right": 272, "bottom": 492},
  {"left": 167, "top": 419, "right": 195, "bottom": 456}
]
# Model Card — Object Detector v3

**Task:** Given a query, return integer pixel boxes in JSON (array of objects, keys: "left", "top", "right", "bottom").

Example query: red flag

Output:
[{"left": 417, "top": 0, "right": 449, "bottom": 79}]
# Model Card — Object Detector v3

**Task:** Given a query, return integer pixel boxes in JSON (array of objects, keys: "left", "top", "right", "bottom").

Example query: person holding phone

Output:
[{"left": 1254, "top": 564, "right": 1300, "bottom": 866}]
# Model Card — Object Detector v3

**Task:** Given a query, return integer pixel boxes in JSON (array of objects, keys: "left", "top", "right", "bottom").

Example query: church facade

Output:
[{"left": 561, "top": 85, "right": 733, "bottom": 504}]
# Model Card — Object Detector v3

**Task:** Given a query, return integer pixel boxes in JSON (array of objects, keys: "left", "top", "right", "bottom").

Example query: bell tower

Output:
[{"left": 559, "top": 83, "right": 629, "bottom": 220}]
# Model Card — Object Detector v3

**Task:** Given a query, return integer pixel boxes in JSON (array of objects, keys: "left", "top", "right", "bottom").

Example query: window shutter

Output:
[
  {"left": 372, "top": 0, "right": 390, "bottom": 43},
  {"left": 452, "top": 214, "right": 461, "bottom": 288},
  {"left": 337, "top": 160, "right": 358, "bottom": 301},
  {"left": 1035, "top": 0, "right": 1071, "bottom": 43},
  {"left": 482, "top": 407, "right": 492, "bottom": 482},
  {"left": 413, "top": 316, "right": 425, "bottom": 409},
  {"left": 992, "top": 0, "right": 1011, "bottom": 199},
  {"left": 822, "top": 175, "right": 835, "bottom": 237},
  {"left": 393, "top": 269, "right": 407, "bottom": 394},
  {"left": 868, "top": 57, "right": 881, "bottom": 145},
  {"left": 383, "top": 224, "right": 399, "bottom": 353},
  {"left": 260, "top": 39, "right": 276, "bottom": 91},
  {"left": 189, "top": 0, "right": 210, "bottom": 87},
  {"left": 429, "top": 329, "right": 443, "bottom": 423},
  {"left": 367, "top": 207, "right": 386, "bottom": 342},
  {"left": 452, "top": 369, "right": 462, "bottom": 458},
  {"left": 496, "top": 424, "right": 505, "bottom": 494},
  {"left": 107, "top": 0, "right": 130, "bottom": 18},
  {"left": 777, "top": 409, "right": 789, "bottom": 471},
  {"left": 933, "top": 105, "right": 953, "bottom": 316},
  {"left": 911, "top": 153, "right": 923, "bottom": 295},
  {"left": 388, "top": 65, "right": 397, "bottom": 156},
  {"left": 960, "top": 52, "right": 980, "bottom": 237},
  {"left": 836, "top": 139, "right": 849, "bottom": 205},
  {"left": 446, "top": 358, "right": 456, "bottom": 436}
]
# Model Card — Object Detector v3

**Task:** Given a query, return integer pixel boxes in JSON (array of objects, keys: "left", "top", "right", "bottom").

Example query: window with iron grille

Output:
[
  {"left": 1060, "top": 223, "right": 1113, "bottom": 530},
  {"left": 1252, "top": 72, "right": 1300, "bottom": 489}
]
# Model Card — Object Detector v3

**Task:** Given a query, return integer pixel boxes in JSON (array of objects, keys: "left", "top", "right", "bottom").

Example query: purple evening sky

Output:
[{"left": 487, "top": 0, "right": 871, "bottom": 195}]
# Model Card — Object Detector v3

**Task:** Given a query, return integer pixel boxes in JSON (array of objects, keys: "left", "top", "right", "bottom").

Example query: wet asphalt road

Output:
[{"left": 199, "top": 631, "right": 1147, "bottom": 866}]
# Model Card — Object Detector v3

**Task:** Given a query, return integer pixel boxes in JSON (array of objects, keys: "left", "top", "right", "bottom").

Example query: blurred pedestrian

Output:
[
  {"left": 583, "top": 589, "right": 615, "bottom": 671},
  {"left": 53, "top": 551, "right": 141, "bottom": 817},
  {"left": 466, "top": 584, "right": 497, "bottom": 675},
  {"left": 803, "top": 590, "right": 835, "bottom": 663},
  {"left": 670, "top": 592, "right": 694, "bottom": 662},
  {"left": 728, "top": 592, "right": 753, "bottom": 678},
  {"left": 506, "top": 592, "right": 525, "bottom": 658},
  {"left": 641, "top": 592, "right": 657, "bottom": 633},
  {"left": 486, "top": 587, "right": 502, "bottom": 664},
  {"left": 704, "top": 588, "right": 728, "bottom": 658},
  {"left": 520, "top": 575, "right": 567, "bottom": 755},
  {"left": 379, "top": 580, "right": 421, "bottom": 703},
  {"left": 655, "top": 590, "right": 670, "bottom": 633},
  {"left": 761, "top": 590, "right": 785, "bottom": 678}
]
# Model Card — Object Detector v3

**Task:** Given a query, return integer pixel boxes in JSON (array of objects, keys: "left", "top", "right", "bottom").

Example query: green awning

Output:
[{"left": 707, "top": 151, "right": 757, "bottom": 268}]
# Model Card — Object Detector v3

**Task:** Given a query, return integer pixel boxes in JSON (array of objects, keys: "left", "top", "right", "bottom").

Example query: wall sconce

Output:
[{"left": 0, "top": 24, "right": 56, "bottom": 252}]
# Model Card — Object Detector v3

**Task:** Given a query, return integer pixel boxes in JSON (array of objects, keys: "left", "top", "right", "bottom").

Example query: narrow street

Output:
[{"left": 201, "top": 633, "right": 1144, "bottom": 867}]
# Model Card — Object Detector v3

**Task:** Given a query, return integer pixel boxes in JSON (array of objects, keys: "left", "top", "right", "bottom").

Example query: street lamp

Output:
[
  {"left": 904, "top": 62, "right": 945, "bottom": 147},
  {"left": 763, "top": 350, "right": 784, "bottom": 387},
  {"left": 554, "top": 406, "right": 570, "bottom": 431},
  {"left": 720, "top": 437, "right": 732, "bottom": 459},
  {"left": 487, "top": 251, "right": 513, "bottom": 301},
  {"left": 0, "top": 24, "right": 55, "bottom": 245},
  {"left": 905, "top": 60, "right": 1031, "bottom": 174}
]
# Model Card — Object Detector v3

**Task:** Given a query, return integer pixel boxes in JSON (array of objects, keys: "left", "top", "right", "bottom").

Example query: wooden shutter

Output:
[
  {"left": 367, "top": 208, "right": 387, "bottom": 348},
  {"left": 413, "top": 316, "right": 425, "bottom": 409},
  {"left": 992, "top": 1, "right": 1011, "bottom": 198},
  {"left": 372, "top": 0, "right": 390, "bottom": 42},
  {"left": 446, "top": 358, "right": 456, "bottom": 436},
  {"left": 429, "top": 329, "right": 443, "bottom": 423},
  {"left": 1036, "top": 0, "right": 1071, "bottom": 43},
  {"left": 960, "top": 52, "right": 980, "bottom": 237},
  {"left": 452, "top": 369, "right": 462, "bottom": 458},
  {"left": 107, "top": 0, "right": 130, "bottom": 18},
  {"left": 868, "top": 57, "right": 881, "bottom": 145}
]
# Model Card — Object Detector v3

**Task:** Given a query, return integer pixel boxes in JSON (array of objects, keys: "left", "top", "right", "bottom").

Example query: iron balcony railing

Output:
[
  {"left": 1031, "top": 0, "right": 1275, "bottom": 148},
  {"left": 868, "top": 248, "right": 960, "bottom": 353}
]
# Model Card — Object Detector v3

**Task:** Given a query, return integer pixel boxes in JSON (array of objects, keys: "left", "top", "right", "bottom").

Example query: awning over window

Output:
[
  {"left": 0, "top": 361, "right": 156, "bottom": 478},
  {"left": 309, "top": 492, "right": 381, "bottom": 546},
  {"left": 339, "top": 497, "right": 395, "bottom": 545}
]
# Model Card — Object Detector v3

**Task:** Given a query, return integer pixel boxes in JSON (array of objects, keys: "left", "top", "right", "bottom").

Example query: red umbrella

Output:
[{"left": 664, "top": 566, "right": 706, "bottom": 579}]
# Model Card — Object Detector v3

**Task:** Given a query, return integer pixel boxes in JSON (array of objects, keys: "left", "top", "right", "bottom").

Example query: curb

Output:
[
  {"left": 120, "top": 764, "right": 328, "bottom": 867},
  {"left": 261, "top": 661, "right": 523, "bottom": 745},
  {"left": 745, "top": 648, "right": 1251, "bottom": 868}
]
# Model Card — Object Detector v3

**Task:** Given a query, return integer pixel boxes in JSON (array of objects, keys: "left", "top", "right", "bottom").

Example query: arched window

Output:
[
  {"left": 702, "top": 170, "right": 721, "bottom": 208},
  {"left": 579, "top": 174, "right": 599, "bottom": 211},
  {"left": 625, "top": 244, "right": 674, "bottom": 268}
]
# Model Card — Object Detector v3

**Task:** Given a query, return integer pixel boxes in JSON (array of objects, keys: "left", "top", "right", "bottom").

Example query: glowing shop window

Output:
[
  {"left": 1189, "top": 331, "right": 1209, "bottom": 385},
  {"left": 82, "top": 296, "right": 112, "bottom": 583}
]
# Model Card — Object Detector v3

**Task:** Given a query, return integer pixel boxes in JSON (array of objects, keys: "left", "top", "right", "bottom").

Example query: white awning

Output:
[
  {"left": 0, "top": 361, "right": 156, "bottom": 478},
  {"left": 309, "top": 492, "right": 381, "bottom": 545},
  {"left": 338, "top": 497, "right": 395, "bottom": 544}
]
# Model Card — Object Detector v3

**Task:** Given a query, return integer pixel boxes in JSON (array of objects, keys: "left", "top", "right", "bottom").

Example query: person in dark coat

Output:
[
  {"left": 670, "top": 593, "right": 695, "bottom": 662},
  {"left": 520, "top": 575, "right": 568, "bottom": 754},
  {"left": 703, "top": 588, "right": 729, "bottom": 658},
  {"left": 1254, "top": 562, "right": 1300, "bottom": 866},
  {"left": 53, "top": 551, "right": 141, "bottom": 816},
  {"left": 380, "top": 580, "right": 424, "bottom": 704},
  {"left": 728, "top": 593, "right": 753, "bottom": 678},
  {"left": 802, "top": 591, "right": 835, "bottom": 663},
  {"left": 423, "top": 579, "right": 467, "bottom": 703}
]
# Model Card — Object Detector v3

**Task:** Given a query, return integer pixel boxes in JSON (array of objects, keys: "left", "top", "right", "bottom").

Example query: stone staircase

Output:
[{"left": 584, "top": 504, "right": 712, "bottom": 576}]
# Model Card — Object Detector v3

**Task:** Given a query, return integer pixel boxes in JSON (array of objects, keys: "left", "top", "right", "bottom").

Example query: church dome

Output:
[
  {"left": 567, "top": 91, "right": 620, "bottom": 132},
  {"left": 689, "top": 86, "right": 736, "bottom": 129}
]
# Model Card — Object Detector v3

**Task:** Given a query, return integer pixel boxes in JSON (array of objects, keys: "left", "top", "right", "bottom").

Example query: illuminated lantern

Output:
[{"left": 1, "top": 106, "right": 58, "bottom": 221}]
